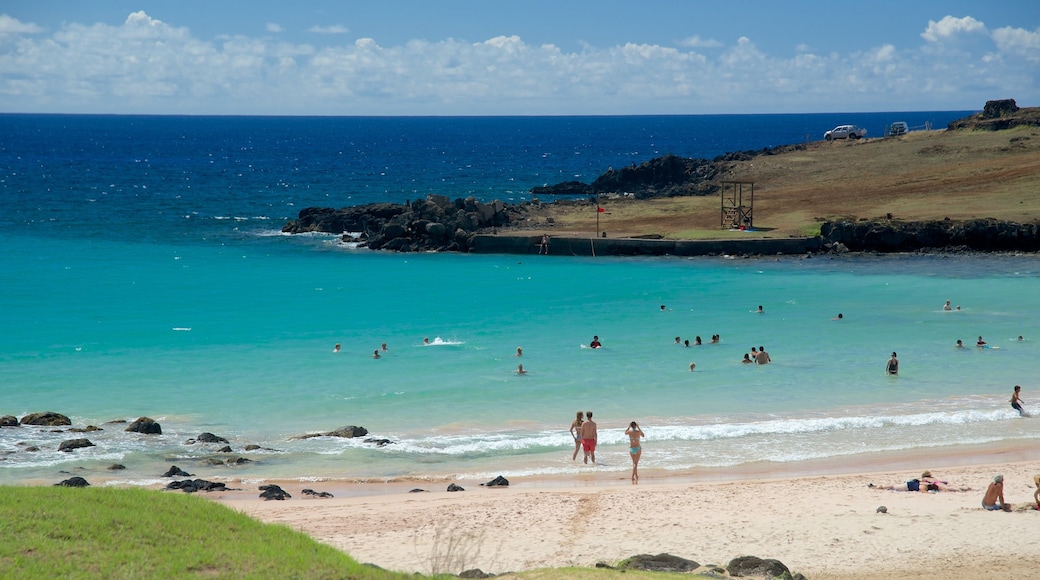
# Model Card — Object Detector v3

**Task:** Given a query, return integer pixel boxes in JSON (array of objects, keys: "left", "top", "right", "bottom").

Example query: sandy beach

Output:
[{"left": 211, "top": 454, "right": 1040, "bottom": 579}]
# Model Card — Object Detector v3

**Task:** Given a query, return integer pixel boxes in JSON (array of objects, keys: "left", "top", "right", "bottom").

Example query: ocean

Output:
[{"left": 3, "top": 111, "right": 1038, "bottom": 489}]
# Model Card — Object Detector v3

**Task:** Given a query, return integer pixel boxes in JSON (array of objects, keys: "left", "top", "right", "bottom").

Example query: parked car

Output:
[
  {"left": 886, "top": 121, "right": 908, "bottom": 137},
  {"left": 824, "top": 125, "right": 867, "bottom": 140}
]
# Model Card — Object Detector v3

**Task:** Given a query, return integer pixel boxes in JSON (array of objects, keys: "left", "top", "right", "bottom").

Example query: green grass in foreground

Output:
[
  {"left": 0, "top": 487, "right": 723, "bottom": 580},
  {"left": 0, "top": 486, "right": 413, "bottom": 580}
]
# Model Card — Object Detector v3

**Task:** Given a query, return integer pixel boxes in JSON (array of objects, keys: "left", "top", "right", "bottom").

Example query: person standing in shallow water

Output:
[
  {"left": 1010, "top": 385, "right": 1026, "bottom": 416},
  {"left": 568, "top": 411, "right": 584, "bottom": 461},
  {"left": 580, "top": 411, "right": 598, "bottom": 464},
  {"left": 625, "top": 421, "right": 644, "bottom": 482},
  {"left": 886, "top": 352, "right": 899, "bottom": 375}
]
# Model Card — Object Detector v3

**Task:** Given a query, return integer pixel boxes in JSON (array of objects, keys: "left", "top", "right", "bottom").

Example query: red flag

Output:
[{"left": 597, "top": 207, "right": 605, "bottom": 213}]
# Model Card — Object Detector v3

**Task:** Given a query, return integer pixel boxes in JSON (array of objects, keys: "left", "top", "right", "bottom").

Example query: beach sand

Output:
[{"left": 211, "top": 458, "right": 1040, "bottom": 579}]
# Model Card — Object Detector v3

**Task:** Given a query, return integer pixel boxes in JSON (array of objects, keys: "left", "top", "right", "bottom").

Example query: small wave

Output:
[
  {"left": 172, "top": 327, "right": 192, "bottom": 331},
  {"left": 422, "top": 337, "right": 464, "bottom": 346}
]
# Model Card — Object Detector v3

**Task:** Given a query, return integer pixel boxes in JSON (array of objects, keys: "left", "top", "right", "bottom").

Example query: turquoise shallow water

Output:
[
  {"left": 3, "top": 228, "right": 1038, "bottom": 485},
  {"left": 2, "top": 112, "right": 1035, "bottom": 487}
]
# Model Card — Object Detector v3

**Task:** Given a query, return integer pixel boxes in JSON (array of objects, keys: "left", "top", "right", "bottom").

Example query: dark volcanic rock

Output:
[
  {"left": 259, "top": 484, "right": 291, "bottom": 500},
  {"left": 166, "top": 479, "right": 229, "bottom": 493},
  {"left": 821, "top": 218, "right": 1040, "bottom": 252},
  {"left": 948, "top": 100, "right": 1040, "bottom": 131},
  {"left": 58, "top": 438, "right": 95, "bottom": 452},
  {"left": 162, "top": 465, "right": 194, "bottom": 477},
  {"left": 617, "top": 553, "right": 700, "bottom": 573},
  {"left": 481, "top": 475, "right": 509, "bottom": 487},
  {"left": 302, "top": 488, "right": 334, "bottom": 498},
  {"left": 197, "top": 432, "right": 230, "bottom": 444},
  {"left": 54, "top": 476, "right": 90, "bottom": 487},
  {"left": 125, "top": 417, "right": 162, "bottom": 434},
  {"left": 1, "top": 415, "right": 19, "bottom": 427},
  {"left": 726, "top": 555, "right": 791, "bottom": 578},
  {"left": 447, "top": 483, "right": 465, "bottom": 492},
  {"left": 20, "top": 412, "right": 71, "bottom": 426}
]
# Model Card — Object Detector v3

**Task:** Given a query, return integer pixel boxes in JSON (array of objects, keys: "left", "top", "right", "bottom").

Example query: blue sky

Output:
[{"left": 1, "top": 1, "right": 1037, "bottom": 115}]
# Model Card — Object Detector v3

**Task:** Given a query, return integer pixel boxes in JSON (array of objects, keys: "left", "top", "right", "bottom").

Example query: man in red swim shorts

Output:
[{"left": 580, "top": 411, "right": 598, "bottom": 464}]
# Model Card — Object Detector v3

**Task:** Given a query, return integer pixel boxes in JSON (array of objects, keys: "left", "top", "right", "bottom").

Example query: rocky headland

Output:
[{"left": 283, "top": 99, "right": 1040, "bottom": 255}]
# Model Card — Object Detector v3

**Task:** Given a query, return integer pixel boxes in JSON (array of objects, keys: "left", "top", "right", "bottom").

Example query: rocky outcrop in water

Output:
[
  {"left": 820, "top": 218, "right": 1040, "bottom": 252},
  {"left": 20, "top": 412, "right": 71, "bottom": 427},
  {"left": 282, "top": 195, "right": 523, "bottom": 252}
]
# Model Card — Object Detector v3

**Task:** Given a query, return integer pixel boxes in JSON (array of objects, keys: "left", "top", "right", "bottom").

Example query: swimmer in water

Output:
[
  {"left": 516, "top": 363, "right": 527, "bottom": 375},
  {"left": 516, "top": 346, "right": 523, "bottom": 357},
  {"left": 423, "top": 337, "right": 430, "bottom": 345},
  {"left": 372, "top": 349, "right": 380, "bottom": 359},
  {"left": 943, "top": 300, "right": 952, "bottom": 311},
  {"left": 333, "top": 343, "right": 341, "bottom": 353}
]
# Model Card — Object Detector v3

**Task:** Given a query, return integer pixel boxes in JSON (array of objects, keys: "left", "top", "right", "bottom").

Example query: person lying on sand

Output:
[{"left": 869, "top": 470, "right": 971, "bottom": 492}]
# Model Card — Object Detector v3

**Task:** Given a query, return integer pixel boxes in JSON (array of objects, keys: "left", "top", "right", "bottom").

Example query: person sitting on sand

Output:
[
  {"left": 982, "top": 474, "right": 1010, "bottom": 511},
  {"left": 1034, "top": 475, "right": 1040, "bottom": 508}
]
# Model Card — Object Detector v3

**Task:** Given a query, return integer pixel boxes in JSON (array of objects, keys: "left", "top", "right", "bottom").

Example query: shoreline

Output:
[{"left": 209, "top": 451, "right": 1040, "bottom": 579}]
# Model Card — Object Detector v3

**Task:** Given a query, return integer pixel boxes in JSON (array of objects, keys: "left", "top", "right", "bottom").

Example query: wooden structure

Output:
[{"left": 720, "top": 180, "right": 754, "bottom": 229}]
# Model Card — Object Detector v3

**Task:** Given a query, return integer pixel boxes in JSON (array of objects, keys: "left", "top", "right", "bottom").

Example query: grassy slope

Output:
[
  {"left": 523, "top": 126, "right": 1040, "bottom": 240},
  {"left": 0, "top": 487, "right": 724, "bottom": 579},
  {"left": 0, "top": 487, "right": 406, "bottom": 580}
]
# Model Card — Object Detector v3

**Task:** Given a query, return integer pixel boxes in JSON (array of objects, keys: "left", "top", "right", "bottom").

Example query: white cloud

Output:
[
  {"left": 266, "top": 22, "right": 283, "bottom": 33},
  {"left": 921, "top": 15, "right": 987, "bottom": 42},
  {"left": 678, "top": 35, "right": 722, "bottom": 48},
  {"left": 991, "top": 25, "right": 1040, "bottom": 62},
  {"left": 0, "top": 11, "right": 1034, "bottom": 115},
  {"left": 0, "top": 14, "right": 44, "bottom": 35},
  {"left": 309, "top": 24, "right": 349, "bottom": 35}
]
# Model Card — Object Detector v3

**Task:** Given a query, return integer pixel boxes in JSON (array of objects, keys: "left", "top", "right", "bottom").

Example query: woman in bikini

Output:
[
  {"left": 625, "top": 421, "right": 645, "bottom": 482},
  {"left": 569, "top": 411, "right": 584, "bottom": 461}
]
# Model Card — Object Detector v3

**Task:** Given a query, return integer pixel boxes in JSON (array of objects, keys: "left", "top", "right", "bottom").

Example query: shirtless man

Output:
[
  {"left": 982, "top": 474, "right": 1009, "bottom": 511},
  {"left": 580, "top": 411, "right": 598, "bottom": 464},
  {"left": 943, "top": 300, "right": 952, "bottom": 311},
  {"left": 1010, "top": 385, "right": 1025, "bottom": 416},
  {"left": 755, "top": 345, "right": 771, "bottom": 365}
]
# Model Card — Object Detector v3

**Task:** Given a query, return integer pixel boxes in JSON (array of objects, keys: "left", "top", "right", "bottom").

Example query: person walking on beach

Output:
[
  {"left": 625, "top": 421, "right": 644, "bottom": 482},
  {"left": 982, "top": 474, "right": 1009, "bottom": 511},
  {"left": 1010, "top": 385, "right": 1026, "bottom": 416},
  {"left": 569, "top": 411, "right": 584, "bottom": 461},
  {"left": 886, "top": 352, "right": 899, "bottom": 375},
  {"left": 580, "top": 411, "right": 598, "bottom": 464}
]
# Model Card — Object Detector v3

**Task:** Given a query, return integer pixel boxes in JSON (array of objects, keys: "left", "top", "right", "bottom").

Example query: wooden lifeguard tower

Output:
[{"left": 720, "top": 180, "right": 754, "bottom": 229}]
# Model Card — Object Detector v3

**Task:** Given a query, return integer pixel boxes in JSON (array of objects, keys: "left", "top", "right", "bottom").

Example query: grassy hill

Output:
[{"left": 521, "top": 121, "right": 1040, "bottom": 241}]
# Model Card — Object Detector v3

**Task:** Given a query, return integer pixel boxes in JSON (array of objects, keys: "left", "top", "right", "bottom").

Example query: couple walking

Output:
[{"left": 569, "top": 411, "right": 645, "bottom": 481}]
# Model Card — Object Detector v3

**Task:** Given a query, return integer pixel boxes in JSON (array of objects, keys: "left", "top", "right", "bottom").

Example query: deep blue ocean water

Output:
[{"left": 4, "top": 111, "right": 1038, "bottom": 488}]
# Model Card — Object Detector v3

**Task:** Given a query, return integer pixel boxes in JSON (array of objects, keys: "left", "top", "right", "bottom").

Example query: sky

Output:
[{"left": 0, "top": 1, "right": 1037, "bottom": 116}]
